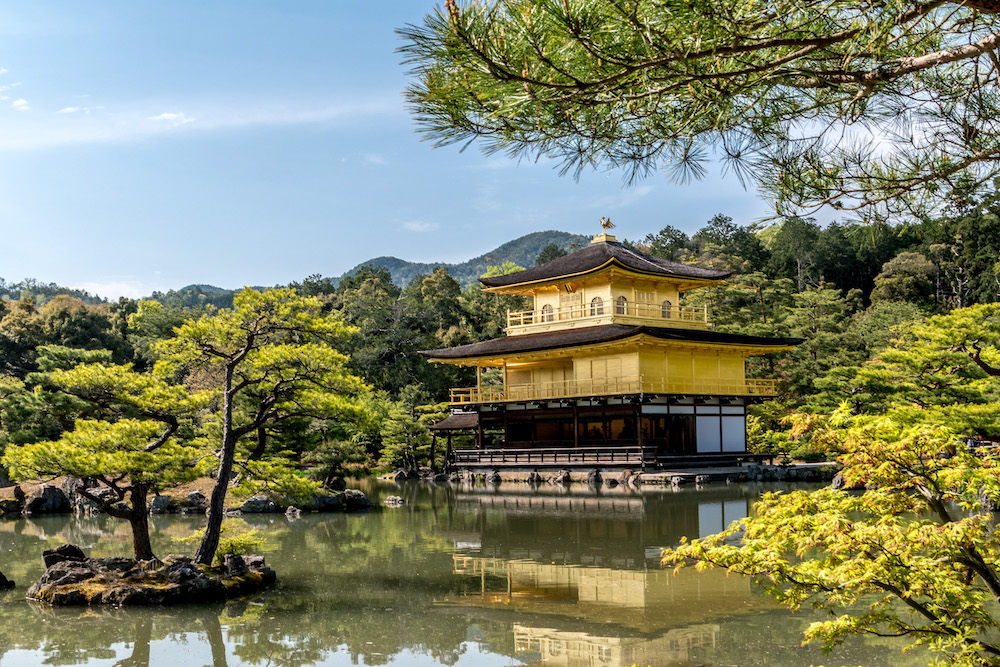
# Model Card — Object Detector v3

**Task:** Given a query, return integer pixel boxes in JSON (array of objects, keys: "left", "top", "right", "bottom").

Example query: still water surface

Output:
[{"left": 0, "top": 480, "right": 925, "bottom": 666}]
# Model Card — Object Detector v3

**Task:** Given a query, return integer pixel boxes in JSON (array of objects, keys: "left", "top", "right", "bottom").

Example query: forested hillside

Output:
[
  {"left": 3, "top": 194, "right": 1000, "bottom": 482},
  {"left": 341, "top": 230, "right": 589, "bottom": 286}
]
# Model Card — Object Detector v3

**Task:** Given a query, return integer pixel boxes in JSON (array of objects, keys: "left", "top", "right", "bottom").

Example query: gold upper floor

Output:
[{"left": 505, "top": 273, "right": 710, "bottom": 335}]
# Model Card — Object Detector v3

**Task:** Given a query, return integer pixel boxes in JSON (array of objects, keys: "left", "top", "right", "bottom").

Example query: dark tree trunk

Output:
[
  {"left": 429, "top": 434, "right": 438, "bottom": 473},
  {"left": 197, "top": 365, "right": 238, "bottom": 566},
  {"left": 128, "top": 484, "right": 156, "bottom": 561}
]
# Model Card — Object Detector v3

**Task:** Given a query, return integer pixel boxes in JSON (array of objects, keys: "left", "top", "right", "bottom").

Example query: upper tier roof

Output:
[
  {"left": 419, "top": 324, "right": 803, "bottom": 361},
  {"left": 479, "top": 238, "right": 733, "bottom": 288}
]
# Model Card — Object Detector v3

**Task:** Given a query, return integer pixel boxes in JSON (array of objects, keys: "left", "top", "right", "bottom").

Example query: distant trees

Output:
[{"left": 535, "top": 242, "right": 567, "bottom": 265}]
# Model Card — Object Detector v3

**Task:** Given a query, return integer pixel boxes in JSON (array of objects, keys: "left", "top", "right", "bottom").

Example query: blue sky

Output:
[{"left": 0, "top": 1, "right": 772, "bottom": 299}]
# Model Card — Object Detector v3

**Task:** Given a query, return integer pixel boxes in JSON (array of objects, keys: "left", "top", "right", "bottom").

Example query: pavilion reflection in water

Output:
[{"left": 441, "top": 486, "right": 775, "bottom": 667}]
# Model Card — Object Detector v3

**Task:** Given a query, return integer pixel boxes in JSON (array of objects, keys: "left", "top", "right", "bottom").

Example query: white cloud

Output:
[
  {"left": 402, "top": 220, "right": 439, "bottom": 233},
  {"left": 364, "top": 153, "right": 387, "bottom": 165},
  {"left": 57, "top": 106, "right": 82, "bottom": 114},
  {"left": 11, "top": 98, "right": 30, "bottom": 111},
  {"left": 150, "top": 111, "right": 194, "bottom": 125},
  {"left": 0, "top": 95, "right": 404, "bottom": 151},
  {"left": 73, "top": 280, "right": 150, "bottom": 300},
  {"left": 0, "top": 68, "right": 7, "bottom": 75}
]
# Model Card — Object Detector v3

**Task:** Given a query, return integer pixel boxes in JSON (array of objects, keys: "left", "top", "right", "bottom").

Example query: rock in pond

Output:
[
  {"left": 24, "top": 484, "right": 71, "bottom": 516},
  {"left": 341, "top": 489, "right": 373, "bottom": 512},
  {"left": 383, "top": 495, "right": 404, "bottom": 507},
  {"left": 240, "top": 495, "right": 279, "bottom": 514},
  {"left": 0, "top": 570, "right": 14, "bottom": 590},
  {"left": 306, "top": 494, "right": 343, "bottom": 512},
  {"left": 27, "top": 544, "right": 276, "bottom": 606},
  {"left": 148, "top": 495, "right": 171, "bottom": 514}
]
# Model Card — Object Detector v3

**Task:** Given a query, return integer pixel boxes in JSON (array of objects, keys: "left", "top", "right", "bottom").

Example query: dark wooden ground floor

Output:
[{"left": 435, "top": 395, "right": 762, "bottom": 470}]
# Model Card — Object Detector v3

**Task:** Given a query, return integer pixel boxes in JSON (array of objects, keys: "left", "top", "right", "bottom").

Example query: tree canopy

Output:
[
  {"left": 400, "top": 0, "right": 1000, "bottom": 221},
  {"left": 155, "top": 287, "right": 370, "bottom": 565}
]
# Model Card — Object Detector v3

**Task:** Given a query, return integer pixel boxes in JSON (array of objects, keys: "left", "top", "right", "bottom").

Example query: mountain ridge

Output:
[{"left": 338, "top": 230, "right": 590, "bottom": 287}]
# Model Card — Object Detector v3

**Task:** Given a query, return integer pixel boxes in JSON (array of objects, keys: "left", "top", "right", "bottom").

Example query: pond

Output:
[{"left": 0, "top": 480, "right": 926, "bottom": 666}]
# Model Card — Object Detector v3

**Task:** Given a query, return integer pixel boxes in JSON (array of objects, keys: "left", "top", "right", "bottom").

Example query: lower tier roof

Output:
[{"left": 419, "top": 324, "right": 803, "bottom": 361}]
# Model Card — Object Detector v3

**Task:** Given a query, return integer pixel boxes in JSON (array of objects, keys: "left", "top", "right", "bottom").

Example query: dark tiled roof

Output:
[
  {"left": 429, "top": 412, "right": 479, "bottom": 430},
  {"left": 420, "top": 324, "right": 803, "bottom": 360},
  {"left": 480, "top": 240, "right": 732, "bottom": 287}
]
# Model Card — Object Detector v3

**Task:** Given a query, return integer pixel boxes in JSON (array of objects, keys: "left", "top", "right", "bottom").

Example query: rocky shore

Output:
[
  {"left": 0, "top": 478, "right": 374, "bottom": 518},
  {"left": 426, "top": 463, "right": 839, "bottom": 487},
  {"left": 26, "top": 544, "right": 276, "bottom": 607}
]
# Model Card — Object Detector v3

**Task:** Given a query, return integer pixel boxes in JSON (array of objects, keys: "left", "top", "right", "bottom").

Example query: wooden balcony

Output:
[
  {"left": 452, "top": 445, "right": 651, "bottom": 468},
  {"left": 449, "top": 376, "right": 779, "bottom": 404},
  {"left": 506, "top": 302, "right": 708, "bottom": 335},
  {"left": 449, "top": 446, "right": 776, "bottom": 469}
]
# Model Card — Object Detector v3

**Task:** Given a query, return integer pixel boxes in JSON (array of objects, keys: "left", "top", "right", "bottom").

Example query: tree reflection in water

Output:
[{"left": 0, "top": 480, "right": 929, "bottom": 667}]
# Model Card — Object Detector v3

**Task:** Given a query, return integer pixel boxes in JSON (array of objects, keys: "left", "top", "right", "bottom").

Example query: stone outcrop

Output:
[
  {"left": 0, "top": 570, "right": 14, "bottom": 590},
  {"left": 27, "top": 544, "right": 276, "bottom": 606},
  {"left": 551, "top": 469, "right": 572, "bottom": 485},
  {"left": 23, "top": 484, "right": 71, "bottom": 516},
  {"left": 148, "top": 495, "right": 171, "bottom": 514},
  {"left": 620, "top": 469, "right": 639, "bottom": 487},
  {"left": 384, "top": 495, "right": 405, "bottom": 507},
  {"left": 341, "top": 489, "right": 374, "bottom": 511},
  {"left": 239, "top": 496, "right": 279, "bottom": 514},
  {"left": 587, "top": 469, "right": 603, "bottom": 486},
  {"left": 305, "top": 494, "right": 343, "bottom": 512}
]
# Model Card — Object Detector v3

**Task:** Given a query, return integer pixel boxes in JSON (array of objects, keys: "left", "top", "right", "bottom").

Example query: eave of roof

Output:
[
  {"left": 429, "top": 412, "right": 479, "bottom": 430},
  {"left": 479, "top": 240, "right": 732, "bottom": 290},
  {"left": 419, "top": 324, "right": 803, "bottom": 362}
]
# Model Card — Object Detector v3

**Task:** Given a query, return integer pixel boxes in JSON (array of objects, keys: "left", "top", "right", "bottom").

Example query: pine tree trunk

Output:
[
  {"left": 129, "top": 484, "right": 156, "bottom": 561},
  {"left": 196, "top": 365, "right": 237, "bottom": 565}
]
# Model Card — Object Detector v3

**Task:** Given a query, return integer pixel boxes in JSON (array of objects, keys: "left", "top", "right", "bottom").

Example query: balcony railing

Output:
[
  {"left": 450, "top": 376, "right": 778, "bottom": 404},
  {"left": 506, "top": 302, "right": 708, "bottom": 332}
]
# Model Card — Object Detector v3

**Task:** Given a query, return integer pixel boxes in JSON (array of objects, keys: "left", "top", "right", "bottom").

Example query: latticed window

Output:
[
  {"left": 661, "top": 300, "right": 672, "bottom": 318},
  {"left": 541, "top": 304, "right": 554, "bottom": 322},
  {"left": 615, "top": 296, "right": 627, "bottom": 314},
  {"left": 590, "top": 297, "right": 604, "bottom": 316}
]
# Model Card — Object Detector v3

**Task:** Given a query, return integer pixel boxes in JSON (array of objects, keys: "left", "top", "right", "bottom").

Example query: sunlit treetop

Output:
[{"left": 400, "top": 0, "right": 1000, "bottom": 222}]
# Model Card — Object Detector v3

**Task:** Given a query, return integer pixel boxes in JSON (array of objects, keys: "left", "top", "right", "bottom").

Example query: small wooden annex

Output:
[{"left": 420, "top": 232, "right": 802, "bottom": 469}]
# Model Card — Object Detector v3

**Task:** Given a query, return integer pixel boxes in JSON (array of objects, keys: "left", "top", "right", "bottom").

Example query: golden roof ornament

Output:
[{"left": 592, "top": 216, "right": 617, "bottom": 243}]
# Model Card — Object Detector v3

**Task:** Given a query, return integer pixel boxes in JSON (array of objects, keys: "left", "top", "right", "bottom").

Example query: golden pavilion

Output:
[{"left": 420, "top": 231, "right": 801, "bottom": 469}]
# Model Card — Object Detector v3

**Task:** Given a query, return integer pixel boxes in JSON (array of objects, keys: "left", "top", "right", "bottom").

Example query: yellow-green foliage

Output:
[
  {"left": 666, "top": 407, "right": 1000, "bottom": 666},
  {"left": 185, "top": 520, "right": 267, "bottom": 565},
  {"left": 216, "top": 530, "right": 265, "bottom": 565},
  {"left": 4, "top": 418, "right": 209, "bottom": 485}
]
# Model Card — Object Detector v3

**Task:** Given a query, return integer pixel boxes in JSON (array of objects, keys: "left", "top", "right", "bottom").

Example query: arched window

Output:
[
  {"left": 590, "top": 297, "right": 604, "bottom": 316},
  {"left": 541, "top": 304, "right": 554, "bottom": 322},
  {"left": 615, "top": 296, "right": 627, "bottom": 315},
  {"left": 661, "top": 300, "right": 672, "bottom": 318}
]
